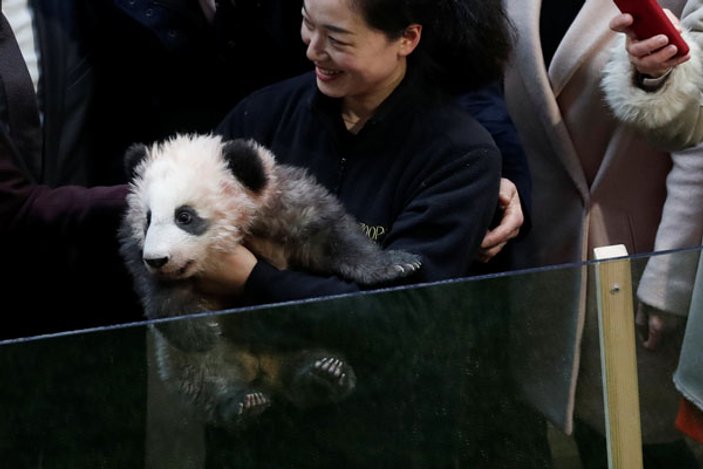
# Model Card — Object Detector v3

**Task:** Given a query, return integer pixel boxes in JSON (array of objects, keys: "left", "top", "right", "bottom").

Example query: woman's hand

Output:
[
  {"left": 609, "top": 11, "right": 690, "bottom": 78},
  {"left": 635, "top": 302, "right": 685, "bottom": 351},
  {"left": 194, "top": 244, "right": 258, "bottom": 297},
  {"left": 477, "top": 178, "right": 524, "bottom": 263}
]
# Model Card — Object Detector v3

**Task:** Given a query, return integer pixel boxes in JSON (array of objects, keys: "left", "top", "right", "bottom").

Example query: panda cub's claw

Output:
[
  {"left": 289, "top": 355, "right": 357, "bottom": 408},
  {"left": 346, "top": 249, "right": 421, "bottom": 285},
  {"left": 315, "top": 357, "right": 350, "bottom": 388},
  {"left": 307, "top": 356, "right": 357, "bottom": 402},
  {"left": 218, "top": 390, "right": 271, "bottom": 428},
  {"left": 237, "top": 391, "right": 271, "bottom": 418},
  {"left": 394, "top": 260, "right": 422, "bottom": 275},
  {"left": 373, "top": 249, "right": 422, "bottom": 282}
]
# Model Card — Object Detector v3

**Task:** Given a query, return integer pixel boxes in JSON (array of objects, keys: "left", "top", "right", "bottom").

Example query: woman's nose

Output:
[{"left": 305, "top": 34, "right": 326, "bottom": 62}]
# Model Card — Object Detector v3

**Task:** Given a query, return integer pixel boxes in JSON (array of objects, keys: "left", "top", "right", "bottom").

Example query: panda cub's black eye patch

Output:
[
  {"left": 174, "top": 205, "right": 208, "bottom": 235},
  {"left": 145, "top": 210, "right": 151, "bottom": 234}
]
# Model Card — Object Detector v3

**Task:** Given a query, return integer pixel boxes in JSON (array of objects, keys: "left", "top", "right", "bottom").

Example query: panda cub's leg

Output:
[
  {"left": 278, "top": 350, "right": 357, "bottom": 409},
  {"left": 156, "top": 333, "right": 274, "bottom": 431},
  {"left": 269, "top": 165, "right": 422, "bottom": 285},
  {"left": 324, "top": 218, "right": 423, "bottom": 285},
  {"left": 210, "top": 345, "right": 275, "bottom": 430}
]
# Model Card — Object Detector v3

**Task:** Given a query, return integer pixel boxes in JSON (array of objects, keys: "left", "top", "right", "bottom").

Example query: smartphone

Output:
[{"left": 613, "top": 0, "right": 690, "bottom": 57}]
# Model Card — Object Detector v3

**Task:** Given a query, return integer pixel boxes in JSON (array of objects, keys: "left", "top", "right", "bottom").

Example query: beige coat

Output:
[{"left": 504, "top": 0, "right": 703, "bottom": 443}]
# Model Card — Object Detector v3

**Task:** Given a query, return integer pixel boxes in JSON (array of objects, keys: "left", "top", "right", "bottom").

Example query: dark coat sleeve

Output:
[
  {"left": 0, "top": 135, "right": 139, "bottom": 339},
  {"left": 0, "top": 134, "right": 127, "bottom": 240},
  {"left": 456, "top": 82, "right": 532, "bottom": 236}
]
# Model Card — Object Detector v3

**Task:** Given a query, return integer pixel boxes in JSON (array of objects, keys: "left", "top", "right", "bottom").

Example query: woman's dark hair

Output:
[{"left": 350, "top": 0, "right": 515, "bottom": 94}]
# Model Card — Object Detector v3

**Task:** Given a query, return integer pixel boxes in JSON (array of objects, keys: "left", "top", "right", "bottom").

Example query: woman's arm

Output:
[
  {"left": 456, "top": 82, "right": 532, "bottom": 263},
  {"left": 197, "top": 146, "right": 501, "bottom": 306},
  {"left": 602, "top": 6, "right": 703, "bottom": 150}
]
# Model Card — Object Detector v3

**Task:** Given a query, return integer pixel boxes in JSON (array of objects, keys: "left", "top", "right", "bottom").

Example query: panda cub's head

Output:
[{"left": 123, "top": 133, "right": 276, "bottom": 280}]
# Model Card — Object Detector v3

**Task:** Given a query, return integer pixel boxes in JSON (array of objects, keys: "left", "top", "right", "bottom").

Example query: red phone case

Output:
[{"left": 613, "top": 0, "right": 689, "bottom": 56}]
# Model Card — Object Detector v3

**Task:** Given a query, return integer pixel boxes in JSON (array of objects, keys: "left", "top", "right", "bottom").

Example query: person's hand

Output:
[
  {"left": 635, "top": 302, "right": 685, "bottom": 351},
  {"left": 194, "top": 244, "right": 258, "bottom": 297},
  {"left": 477, "top": 178, "right": 524, "bottom": 263},
  {"left": 609, "top": 11, "right": 690, "bottom": 78}
]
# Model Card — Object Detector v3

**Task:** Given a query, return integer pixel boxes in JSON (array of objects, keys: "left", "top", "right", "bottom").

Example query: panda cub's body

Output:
[{"left": 119, "top": 133, "right": 421, "bottom": 429}]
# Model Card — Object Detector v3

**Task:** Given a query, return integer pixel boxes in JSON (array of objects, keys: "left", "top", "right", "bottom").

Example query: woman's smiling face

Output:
[{"left": 300, "top": 0, "right": 417, "bottom": 109}]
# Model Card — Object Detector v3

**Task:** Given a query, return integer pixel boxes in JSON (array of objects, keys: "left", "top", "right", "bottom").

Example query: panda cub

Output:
[{"left": 119, "top": 133, "right": 421, "bottom": 429}]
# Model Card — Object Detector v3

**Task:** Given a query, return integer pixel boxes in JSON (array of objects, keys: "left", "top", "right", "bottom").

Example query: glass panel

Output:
[{"left": 1, "top": 247, "right": 702, "bottom": 468}]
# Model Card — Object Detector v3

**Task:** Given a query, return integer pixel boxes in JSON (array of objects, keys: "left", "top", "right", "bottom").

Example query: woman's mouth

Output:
[{"left": 315, "top": 66, "right": 343, "bottom": 82}]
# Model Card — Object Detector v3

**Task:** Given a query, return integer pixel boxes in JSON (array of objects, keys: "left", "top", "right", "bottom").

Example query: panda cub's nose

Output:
[{"left": 145, "top": 257, "right": 169, "bottom": 269}]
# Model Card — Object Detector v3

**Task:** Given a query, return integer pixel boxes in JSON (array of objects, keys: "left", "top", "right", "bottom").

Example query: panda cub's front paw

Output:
[
  {"left": 346, "top": 249, "right": 422, "bottom": 285},
  {"left": 365, "top": 249, "right": 422, "bottom": 283},
  {"left": 387, "top": 250, "right": 422, "bottom": 276}
]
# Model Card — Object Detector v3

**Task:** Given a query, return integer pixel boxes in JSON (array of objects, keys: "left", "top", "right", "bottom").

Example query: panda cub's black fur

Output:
[{"left": 118, "top": 133, "right": 421, "bottom": 429}]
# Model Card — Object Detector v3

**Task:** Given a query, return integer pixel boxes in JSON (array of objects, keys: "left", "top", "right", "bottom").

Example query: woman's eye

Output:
[
  {"left": 302, "top": 17, "right": 313, "bottom": 30},
  {"left": 328, "top": 36, "right": 347, "bottom": 47}
]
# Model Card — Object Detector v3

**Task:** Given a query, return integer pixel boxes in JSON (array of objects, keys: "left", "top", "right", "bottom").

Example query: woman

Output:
[
  {"left": 207, "top": 0, "right": 513, "bottom": 303},
  {"left": 192, "top": 0, "right": 517, "bottom": 466}
]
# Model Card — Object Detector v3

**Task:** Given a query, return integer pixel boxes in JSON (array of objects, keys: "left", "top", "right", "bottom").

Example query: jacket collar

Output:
[{"left": 308, "top": 66, "right": 435, "bottom": 138}]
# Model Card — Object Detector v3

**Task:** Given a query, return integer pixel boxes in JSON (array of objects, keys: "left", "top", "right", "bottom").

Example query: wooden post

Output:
[{"left": 593, "top": 244, "right": 643, "bottom": 469}]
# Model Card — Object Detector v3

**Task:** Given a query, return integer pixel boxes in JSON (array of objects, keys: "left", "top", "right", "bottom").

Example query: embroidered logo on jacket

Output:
[{"left": 360, "top": 223, "right": 387, "bottom": 242}]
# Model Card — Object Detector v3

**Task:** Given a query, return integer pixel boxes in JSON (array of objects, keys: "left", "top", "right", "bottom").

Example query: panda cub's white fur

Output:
[{"left": 119, "top": 133, "right": 421, "bottom": 429}]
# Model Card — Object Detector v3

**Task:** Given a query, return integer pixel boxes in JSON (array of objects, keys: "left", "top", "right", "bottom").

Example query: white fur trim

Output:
[{"left": 601, "top": 30, "right": 703, "bottom": 130}]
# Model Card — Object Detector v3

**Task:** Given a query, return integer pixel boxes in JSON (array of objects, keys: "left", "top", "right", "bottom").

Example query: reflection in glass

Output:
[{"left": 0, "top": 248, "right": 701, "bottom": 468}]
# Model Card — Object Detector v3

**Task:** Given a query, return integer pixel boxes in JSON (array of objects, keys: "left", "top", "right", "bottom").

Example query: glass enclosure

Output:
[{"left": 1, "top": 247, "right": 702, "bottom": 468}]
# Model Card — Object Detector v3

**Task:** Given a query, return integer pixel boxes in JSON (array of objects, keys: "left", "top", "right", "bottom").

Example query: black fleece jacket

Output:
[{"left": 216, "top": 71, "right": 501, "bottom": 305}]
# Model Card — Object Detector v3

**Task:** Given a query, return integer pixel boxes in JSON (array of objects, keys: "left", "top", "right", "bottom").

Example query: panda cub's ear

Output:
[
  {"left": 221, "top": 139, "right": 268, "bottom": 193},
  {"left": 124, "top": 143, "right": 149, "bottom": 179}
]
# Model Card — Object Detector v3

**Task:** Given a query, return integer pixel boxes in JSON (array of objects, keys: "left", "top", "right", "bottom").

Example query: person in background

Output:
[
  {"left": 503, "top": 0, "right": 703, "bottom": 467},
  {"left": 0, "top": 0, "right": 142, "bottom": 338},
  {"left": 604, "top": 2, "right": 703, "bottom": 460},
  {"left": 98, "top": 0, "right": 311, "bottom": 145}
]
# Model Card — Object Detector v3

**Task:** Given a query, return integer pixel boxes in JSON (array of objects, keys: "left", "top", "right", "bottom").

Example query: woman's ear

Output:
[{"left": 399, "top": 24, "right": 422, "bottom": 56}]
